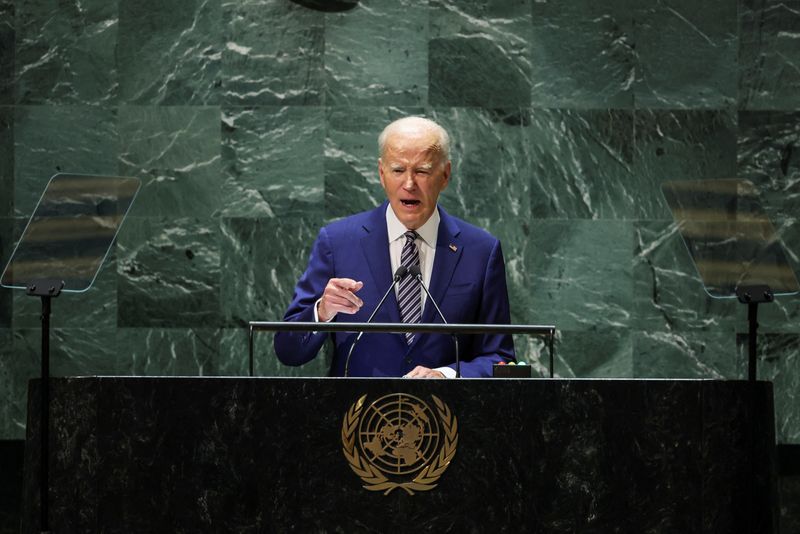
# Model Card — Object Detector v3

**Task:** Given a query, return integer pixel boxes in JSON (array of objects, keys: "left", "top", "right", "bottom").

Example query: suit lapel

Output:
[
  {"left": 422, "top": 206, "right": 462, "bottom": 324},
  {"left": 360, "top": 203, "right": 402, "bottom": 323}
]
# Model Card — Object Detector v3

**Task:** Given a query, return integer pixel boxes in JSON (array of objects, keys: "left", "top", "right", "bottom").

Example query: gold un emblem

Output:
[{"left": 341, "top": 393, "right": 458, "bottom": 495}]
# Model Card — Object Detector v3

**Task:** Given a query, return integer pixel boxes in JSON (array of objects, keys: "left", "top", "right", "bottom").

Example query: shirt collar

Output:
[{"left": 385, "top": 203, "right": 440, "bottom": 248}]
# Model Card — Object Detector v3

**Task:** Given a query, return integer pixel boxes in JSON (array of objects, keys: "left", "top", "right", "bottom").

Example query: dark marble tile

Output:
[
  {"left": 118, "top": 106, "right": 221, "bottom": 218},
  {"left": 738, "top": 110, "right": 800, "bottom": 222},
  {"left": 429, "top": 0, "right": 532, "bottom": 107},
  {"left": 324, "top": 106, "right": 423, "bottom": 221},
  {"left": 118, "top": 0, "right": 220, "bottom": 105},
  {"left": 13, "top": 105, "right": 118, "bottom": 217},
  {"left": 14, "top": 0, "right": 117, "bottom": 105},
  {"left": 633, "top": 0, "right": 737, "bottom": 108},
  {"left": 325, "top": 0, "right": 428, "bottom": 106},
  {"left": 115, "top": 328, "right": 220, "bottom": 376},
  {"left": 220, "top": 106, "right": 324, "bottom": 218},
  {"left": 0, "top": 218, "right": 11, "bottom": 327},
  {"left": 632, "top": 109, "right": 738, "bottom": 219},
  {"left": 0, "top": 329, "right": 28, "bottom": 439},
  {"left": 781, "top": 475, "right": 800, "bottom": 533},
  {"left": 12, "top": 250, "right": 117, "bottom": 329},
  {"left": 527, "top": 109, "right": 635, "bottom": 219},
  {"left": 221, "top": 0, "right": 323, "bottom": 105},
  {"left": 740, "top": 0, "right": 800, "bottom": 110},
  {"left": 739, "top": 333, "right": 800, "bottom": 443},
  {"left": 530, "top": 0, "right": 635, "bottom": 108},
  {"left": 632, "top": 329, "right": 738, "bottom": 379},
  {"left": 0, "top": 107, "right": 12, "bottom": 217},
  {"left": 633, "top": 221, "right": 741, "bottom": 332},
  {"left": 0, "top": 1, "right": 12, "bottom": 105},
  {"left": 117, "top": 217, "right": 220, "bottom": 328},
  {"left": 522, "top": 219, "right": 633, "bottom": 331}
]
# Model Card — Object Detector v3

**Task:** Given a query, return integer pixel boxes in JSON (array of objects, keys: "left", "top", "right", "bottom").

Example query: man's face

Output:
[{"left": 378, "top": 128, "right": 450, "bottom": 230}]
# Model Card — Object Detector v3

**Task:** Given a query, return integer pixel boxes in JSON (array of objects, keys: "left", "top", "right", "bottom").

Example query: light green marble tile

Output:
[
  {"left": 118, "top": 106, "right": 222, "bottom": 218},
  {"left": 553, "top": 328, "right": 633, "bottom": 378},
  {"left": 14, "top": 105, "right": 119, "bottom": 217},
  {"left": 0, "top": 329, "right": 32, "bottom": 439},
  {"left": 118, "top": 0, "right": 220, "bottom": 105},
  {"left": 221, "top": 0, "right": 324, "bottom": 105},
  {"left": 219, "top": 215, "right": 323, "bottom": 327},
  {"left": 740, "top": 0, "right": 800, "bottom": 110},
  {"left": 0, "top": 107, "right": 12, "bottom": 216},
  {"left": 117, "top": 217, "right": 220, "bottom": 328},
  {"left": 521, "top": 219, "right": 633, "bottom": 331},
  {"left": 738, "top": 111, "right": 800, "bottom": 222},
  {"left": 429, "top": 0, "right": 532, "bottom": 107},
  {"left": 325, "top": 0, "right": 428, "bottom": 106},
  {"left": 634, "top": 0, "right": 737, "bottom": 108},
  {"left": 633, "top": 221, "right": 741, "bottom": 332},
  {"left": 527, "top": 109, "right": 635, "bottom": 219},
  {"left": 530, "top": 0, "right": 634, "bottom": 108},
  {"left": 0, "top": 1, "right": 12, "bottom": 105},
  {"left": 632, "top": 109, "right": 738, "bottom": 219},
  {"left": 632, "top": 328, "right": 738, "bottom": 379},
  {"left": 220, "top": 106, "right": 324, "bottom": 218},
  {"left": 116, "top": 328, "right": 221, "bottom": 376},
  {"left": 14, "top": 0, "right": 117, "bottom": 105}
]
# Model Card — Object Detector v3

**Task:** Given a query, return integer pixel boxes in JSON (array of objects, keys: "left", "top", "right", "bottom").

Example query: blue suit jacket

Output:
[{"left": 273, "top": 202, "right": 515, "bottom": 377}]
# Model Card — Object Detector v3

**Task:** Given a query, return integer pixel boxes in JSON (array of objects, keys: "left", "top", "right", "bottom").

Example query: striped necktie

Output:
[{"left": 397, "top": 230, "right": 422, "bottom": 344}]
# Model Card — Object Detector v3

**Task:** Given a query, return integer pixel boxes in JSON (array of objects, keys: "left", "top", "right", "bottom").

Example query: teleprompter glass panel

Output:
[
  {"left": 662, "top": 179, "right": 799, "bottom": 299},
  {"left": 1, "top": 174, "right": 141, "bottom": 293}
]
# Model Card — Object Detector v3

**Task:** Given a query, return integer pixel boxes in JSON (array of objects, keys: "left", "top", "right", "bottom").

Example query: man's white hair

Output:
[{"left": 378, "top": 116, "right": 451, "bottom": 161}]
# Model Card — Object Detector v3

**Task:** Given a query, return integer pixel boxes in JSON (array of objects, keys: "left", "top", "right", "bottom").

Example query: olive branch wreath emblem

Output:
[{"left": 341, "top": 393, "right": 458, "bottom": 495}]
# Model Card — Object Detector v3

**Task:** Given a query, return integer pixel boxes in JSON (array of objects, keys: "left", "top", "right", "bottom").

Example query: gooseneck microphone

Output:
[
  {"left": 408, "top": 265, "right": 461, "bottom": 378},
  {"left": 343, "top": 265, "right": 409, "bottom": 377}
]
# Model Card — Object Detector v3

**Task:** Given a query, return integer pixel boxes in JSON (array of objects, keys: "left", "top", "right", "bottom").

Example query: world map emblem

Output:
[{"left": 341, "top": 393, "right": 458, "bottom": 495}]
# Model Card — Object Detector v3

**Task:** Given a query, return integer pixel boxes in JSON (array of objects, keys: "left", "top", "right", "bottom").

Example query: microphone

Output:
[
  {"left": 408, "top": 265, "right": 461, "bottom": 378},
  {"left": 343, "top": 265, "right": 409, "bottom": 377}
]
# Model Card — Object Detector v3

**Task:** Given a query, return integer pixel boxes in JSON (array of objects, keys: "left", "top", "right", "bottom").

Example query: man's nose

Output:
[{"left": 402, "top": 173, "right": 416, "bottom": 189}]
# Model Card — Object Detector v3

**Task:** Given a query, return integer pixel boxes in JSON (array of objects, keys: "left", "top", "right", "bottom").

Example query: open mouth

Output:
[{"left": 400, "top": 199, "right": 421, "bottom": 207}]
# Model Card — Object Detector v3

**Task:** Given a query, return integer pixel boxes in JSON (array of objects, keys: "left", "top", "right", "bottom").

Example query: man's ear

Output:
[
  {"left": 442, "top": 160, "right": 451, "bottom": 189},
  {"left": 378, "top": 158, "right": 386, "bottom": 188}
]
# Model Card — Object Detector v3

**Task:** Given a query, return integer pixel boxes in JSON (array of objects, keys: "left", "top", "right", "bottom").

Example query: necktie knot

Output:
[{"left": 404, "top": 230, "right": 418, "bottom": 243}]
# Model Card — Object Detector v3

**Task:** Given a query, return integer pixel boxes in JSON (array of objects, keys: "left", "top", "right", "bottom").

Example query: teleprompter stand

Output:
[{"left": 1, "top": 174, "right": 140, "bottom": 532}]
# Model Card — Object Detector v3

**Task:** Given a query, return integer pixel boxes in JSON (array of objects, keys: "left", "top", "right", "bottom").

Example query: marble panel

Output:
[
  {"left": 118, "top": 0, "right": 220, "bottom": 105},
  {"left": 221, "top": 0, "right": 324, "bottom": 105},
  {"left": 633, "top": 221, "right": 741, "bottom": 332},
  {"left": 324, "top": 107, "right": 423, "bottom": 221},
  {"left": 530, "top": 0, "right": 635, "bottom": 108},
  {"left": 0, "top": 106, "right": 12, "bottom": 217},
  {"left": 115, "top": 328, "right": 220, "bottom": 377},
  {"left": 781, "top": 476, "right": 800, "bottom": 533},
  {"left": 0, "top": 218, "right": 10, "bottom": 328},
  {"left": 12, "top": 250, "right": 117, "bottom": 329},
  {"left": 633, "top": 0, "right": 737, "bottom": 108},
  {"left": 0, "top": 328, "right": 27, "bottom": 439},
  {"left": 118, "top": 106, "right": 222, "bottom": 218},
  {"left": 738, "top": 110, "right": 800, "bottom": 221},
  {"left": 0, "top": 1, "right": 12, "bottom": 105},
  {"left": 14, "top": 0, "right": 117, "bottom": 105},
  {"left": 521, "top": 219, "right": 633, "bottom": 331},
  {"left": 220, "top": 106, "right": 324, "bottom": 218},
  {"left": 13, "top": 105, "right": 118, "bottom": 217},
  {"left": 553, "top": 328, "right": 633, "bottom": 378},
  {"left": 741, "top": 333, "right": 800, "bottom": 443},
  {"left": 429, "top": 0, "right": 532, "bottom": 107},
  {"left": 740, "top": 0, "right": 800, "bottom": 110},
  {"left": 325, "top": 0, "right": 428, "bottom": 106},
  {"left": 527, "top": 109, "right": 635, "bottom": 219},
  {"left": 632, "top": 109, "right": 738, "bottom": 220},
  {"left": 632, "top": 329, "right": 738, "bottom": 379},
  {"left": 117, "top": 217, "right": 220, "bottom": 328},
  {"left": 219, "top": 215, "right": 322, "bottom": 328}
]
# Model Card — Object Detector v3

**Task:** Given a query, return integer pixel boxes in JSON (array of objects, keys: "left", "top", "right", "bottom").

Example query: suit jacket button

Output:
[{"left": 405, "top": 357, "right": 412, "bottom": 364}]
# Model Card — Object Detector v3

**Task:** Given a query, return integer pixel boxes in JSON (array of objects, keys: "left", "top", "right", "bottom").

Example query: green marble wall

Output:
[{"left": 1, "top": 0, "right": 799, "bottom": 446}]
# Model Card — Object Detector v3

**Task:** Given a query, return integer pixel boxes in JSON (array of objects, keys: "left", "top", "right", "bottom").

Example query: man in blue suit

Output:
[{"left": 274, "top": 117, "right": 515, "bottom": 378}]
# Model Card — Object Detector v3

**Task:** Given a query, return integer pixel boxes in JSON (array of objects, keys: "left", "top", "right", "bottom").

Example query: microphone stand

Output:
[
  {"left": 343, "top": 266, "right": 409, "bottom": 377},
  {"left": 409, "top": 266, "right": 460, "bottom": 378}
]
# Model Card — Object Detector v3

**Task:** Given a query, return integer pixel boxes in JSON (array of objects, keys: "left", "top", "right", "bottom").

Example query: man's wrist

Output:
[{"left": 435, "top": 366, "right": 456, "bottom": 379}]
